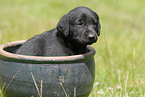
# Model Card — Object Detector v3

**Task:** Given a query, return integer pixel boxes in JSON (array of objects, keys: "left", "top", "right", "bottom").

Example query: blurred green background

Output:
[{"left": 0, "top": 0, "right": 145, "bottom": 96}]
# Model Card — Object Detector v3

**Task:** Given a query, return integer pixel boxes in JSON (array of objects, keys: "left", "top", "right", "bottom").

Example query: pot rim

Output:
[{"left": 0, "top": 40, "right": 95, "bottom": 63}]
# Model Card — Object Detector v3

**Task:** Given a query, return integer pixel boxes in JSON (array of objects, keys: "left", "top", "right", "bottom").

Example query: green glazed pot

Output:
[{"left": 0, "top": 40, "right": 95, "bottom": 97}]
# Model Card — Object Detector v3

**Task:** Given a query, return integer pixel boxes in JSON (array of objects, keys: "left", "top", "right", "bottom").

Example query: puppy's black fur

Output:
[{"left": 16, "top": 6, "right": 101, "bottom": 56}]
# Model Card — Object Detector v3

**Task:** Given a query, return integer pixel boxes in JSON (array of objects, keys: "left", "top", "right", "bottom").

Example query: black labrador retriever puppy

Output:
[{"left": 16, "top": 6, "right": 101, "bottom": 56}]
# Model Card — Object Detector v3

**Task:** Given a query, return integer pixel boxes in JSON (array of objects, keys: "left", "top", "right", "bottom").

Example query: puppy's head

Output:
[{"left": 57, "top": 6, "right": 101, "bottom": 45}]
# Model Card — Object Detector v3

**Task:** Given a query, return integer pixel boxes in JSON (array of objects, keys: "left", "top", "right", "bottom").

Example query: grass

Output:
[{"left": 0, "top": 0, "right": 145, "bottom": 96}]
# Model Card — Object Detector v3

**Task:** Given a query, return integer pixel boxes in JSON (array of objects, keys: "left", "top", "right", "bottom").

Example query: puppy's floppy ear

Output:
[
  {"left": 57, "top": 14, "right": 69, "bottom": 37},
  {"left": 97, "top": 21, "right": 101, "bottom": 36}
]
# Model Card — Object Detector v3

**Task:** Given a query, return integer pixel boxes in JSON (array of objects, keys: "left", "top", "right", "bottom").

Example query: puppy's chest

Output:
[{"left": 43, "top": 41, "right": 74, "bottom": 56}]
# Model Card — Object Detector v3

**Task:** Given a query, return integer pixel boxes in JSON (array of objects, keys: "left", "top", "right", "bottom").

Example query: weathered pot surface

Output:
[{"left": 0, "top": 40, "right": 96, "bottom": 97}]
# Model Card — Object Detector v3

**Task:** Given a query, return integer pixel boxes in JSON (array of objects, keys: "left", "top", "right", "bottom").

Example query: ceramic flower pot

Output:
[{"left": 0, "top": 40, "right": 95, "bottom": 97}]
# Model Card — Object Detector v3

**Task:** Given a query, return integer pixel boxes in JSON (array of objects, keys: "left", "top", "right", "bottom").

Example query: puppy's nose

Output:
[{"left": 88, "top": 34, "right": 96, "bottom": 40}]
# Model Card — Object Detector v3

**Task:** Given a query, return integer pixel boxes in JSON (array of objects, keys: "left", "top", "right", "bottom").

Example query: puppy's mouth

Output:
[
  {"left": 82, "top": 37, "right": 97, "bottom": 45},
  {"left": 86, "top": 40, "right": 97, "bottom": 45}
]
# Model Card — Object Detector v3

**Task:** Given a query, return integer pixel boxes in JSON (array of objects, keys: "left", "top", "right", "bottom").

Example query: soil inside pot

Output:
[{"left": 4, "top": 45, "right": 21, "bottom": 53}]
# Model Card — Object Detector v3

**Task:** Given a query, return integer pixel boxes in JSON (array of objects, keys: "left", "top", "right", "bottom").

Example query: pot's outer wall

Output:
[
  {"left": 0, "top": 59, "right": 95, "bottom": 97},
  {"left": 0, "top": 41, "right": 96, "bottom": 97}
]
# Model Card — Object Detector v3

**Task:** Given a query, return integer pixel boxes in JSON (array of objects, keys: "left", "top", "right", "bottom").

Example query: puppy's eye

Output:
[
  {"left": 78, "top": 22, "right": 83, "bottom": 26},
  {"left": 77, "top": 20, "right": 84, "bottom": 27}
]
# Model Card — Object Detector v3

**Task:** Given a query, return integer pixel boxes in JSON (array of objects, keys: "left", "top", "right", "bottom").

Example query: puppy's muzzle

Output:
[{"left": 88, "top": 33, "right": 97, "bottom": 42}]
